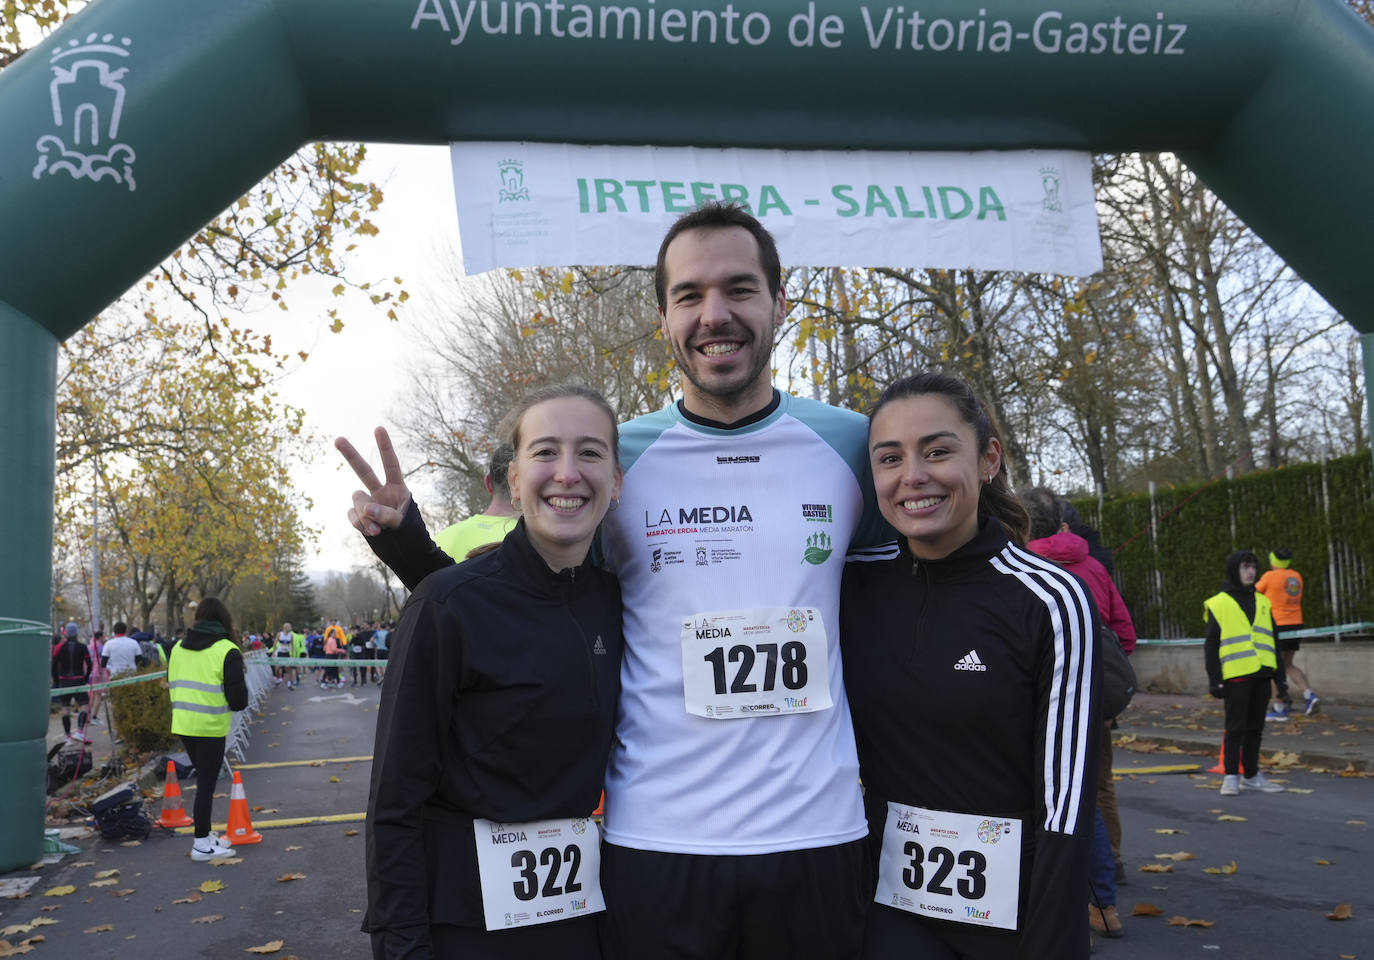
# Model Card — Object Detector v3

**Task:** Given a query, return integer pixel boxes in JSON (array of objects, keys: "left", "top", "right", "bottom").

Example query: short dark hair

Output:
[
  {"left": 488, "top": 444, "right": 514, "bottom": 500},
  {"left": 1018, "top": 486, "right": 1064, "bottom": 541},
  {"left": 654, "top": 202, "right": 782, "bottom": 312},
  {"left": 113, "top": 621, "right": 127, "bottom": 635}
]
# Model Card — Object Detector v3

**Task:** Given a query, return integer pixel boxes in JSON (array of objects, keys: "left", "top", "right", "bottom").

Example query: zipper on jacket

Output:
[{"left": 909, "top": 557, "right": 933, "bottom": 665}]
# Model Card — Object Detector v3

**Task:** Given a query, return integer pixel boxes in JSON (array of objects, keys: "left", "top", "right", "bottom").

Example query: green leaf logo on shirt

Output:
[{"left": 802, "top": 532, "right": 833, "bottom": 565}]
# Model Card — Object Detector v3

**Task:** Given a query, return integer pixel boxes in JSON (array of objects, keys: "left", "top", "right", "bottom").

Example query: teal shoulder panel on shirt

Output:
[
  {"left": 618, "top": 405, "right": 681, "bottom": 474},
  {"left": 777, "top": 394, "right": 896, "bottom": 549}
]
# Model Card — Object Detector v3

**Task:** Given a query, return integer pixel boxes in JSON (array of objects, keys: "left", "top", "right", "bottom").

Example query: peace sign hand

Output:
[{"left": 334, "top": 426, "right": 413, "bottom": 537}]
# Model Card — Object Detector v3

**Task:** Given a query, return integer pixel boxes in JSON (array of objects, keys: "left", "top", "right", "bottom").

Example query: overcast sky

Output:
[{"left": 270, "top": 143, "right": 462, "bottom": 575}]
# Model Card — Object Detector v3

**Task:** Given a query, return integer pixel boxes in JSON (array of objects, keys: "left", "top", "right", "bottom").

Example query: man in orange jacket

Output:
[{"left": 1256, "top": 549, "right": 1317, "bottom": 718}]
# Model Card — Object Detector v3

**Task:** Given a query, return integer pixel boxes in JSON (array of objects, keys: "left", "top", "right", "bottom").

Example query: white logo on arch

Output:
[{"left": 33, "top": 31, "right": 137, "bottom": 191}]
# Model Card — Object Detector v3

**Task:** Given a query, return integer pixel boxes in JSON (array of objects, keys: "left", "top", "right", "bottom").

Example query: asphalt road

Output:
[{"left": 9, "top": 682, "right": 1372, "bottom": 958}]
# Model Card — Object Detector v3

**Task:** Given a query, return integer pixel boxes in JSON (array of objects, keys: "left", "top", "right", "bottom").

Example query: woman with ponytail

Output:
[{"left": 842, "top": 372, "right": 1100, "bottom": 959}]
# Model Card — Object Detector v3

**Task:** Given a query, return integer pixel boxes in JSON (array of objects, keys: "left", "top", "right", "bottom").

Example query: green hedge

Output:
[{"left": 1071, "top": 455, "right": 1374, "bottom": 638}]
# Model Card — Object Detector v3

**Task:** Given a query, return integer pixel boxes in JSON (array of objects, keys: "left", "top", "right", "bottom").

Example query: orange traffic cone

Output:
[
  {"left": 225, "top": 770, "right": 262, "bottom": 845},
  {"left": 1208, "top": 740, "right": 1226, "bottom": 775},
  {"left": 158, "top": 760, "right": 194, "bottom": 829}
]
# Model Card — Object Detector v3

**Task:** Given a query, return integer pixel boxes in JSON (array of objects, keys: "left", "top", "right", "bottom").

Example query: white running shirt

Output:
[{"left": 601, "top": 393, "right": 885, "bottom": 855}]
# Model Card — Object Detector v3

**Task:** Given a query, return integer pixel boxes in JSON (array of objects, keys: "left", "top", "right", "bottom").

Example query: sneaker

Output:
[
  {"left": 1219, "top": 774, "right": 1240, "bottom": 796},
  {"left": 1265, "top": 706, "right": 1289, "bottom": 722},
  {"left": 206, "top": 831, "right": 234, "bottom": 851},
  {"left": 1088, "top": 903, "right": 1124, "bottom": 938},
  {"left": 1240, "top": 773, "right": 1284, "bottom": 793},
  {"left": 191, "top": 838, "right": 236, "bottom": 862},
  {"left": 70, "top": 729, "right": 91, "bottom": 743},
  {"left": 1304, "top": 691, "right": 1320, "bottom": 716}
]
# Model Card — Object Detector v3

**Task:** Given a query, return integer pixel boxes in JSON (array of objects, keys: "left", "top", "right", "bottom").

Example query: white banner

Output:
[{"left": 450, "top": 142, "right": 1100, "bottom": 276}]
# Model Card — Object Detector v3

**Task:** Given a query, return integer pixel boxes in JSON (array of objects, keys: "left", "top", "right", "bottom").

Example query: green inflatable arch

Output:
[{"left": 2, "top": 0, "right": 1372, "bottom": 868}]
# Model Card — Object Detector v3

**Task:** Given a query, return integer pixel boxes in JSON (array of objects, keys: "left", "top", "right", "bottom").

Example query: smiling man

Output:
[{"left": 340, "top": 203, "right": 891, "bottom": 958}]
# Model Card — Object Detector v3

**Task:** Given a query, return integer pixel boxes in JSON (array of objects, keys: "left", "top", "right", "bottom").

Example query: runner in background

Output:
[
  {"left": 322, "top": 621, "right": 347, "bottom": 688},
  {"left": 51, "top": 622, "right": 93, "bottom": 742},
  {"left": 1257, "top": 548, "right": 1318, "bottom": 718},
  {"left": 274, "top": 622, "right": 295, "bottom": 688},
  {"left": 434, "top": 445, "right": 518, "bottom": 561}
]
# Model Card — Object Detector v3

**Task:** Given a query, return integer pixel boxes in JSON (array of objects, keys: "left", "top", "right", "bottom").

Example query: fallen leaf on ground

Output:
[
  {"left": 329, "top": 776, "right": 340, "bottom": 783},
  {"left": 344, "top": 829, "right": 359, "bottom": 836},
  {"left": 1287, "top": 787, "right": 1314, "bottom": 794},
  {"left": 245, "top": 940, "right": 285, "bottom": 954},
  {"left": 1139, "top": 863, "right": 1173, "bottom": 873},
  {"left": 1132, "top": 903, "right": 1164, "bottom": 916},
  {"left": 1153, "top": 828, "right": 1184, "bottom": 835},
  {"left": 198, "top": 880, "right": 224, "bottom": 894},
  {"left": 37, "top": 907, "right": 58, "bottom": 913},
  {"left": 111, "top": 889, "right": 135, "bottom": 897},
  {"left": 26, "top": 921, "right": 55, "bottom": 929},
  {"left": 1347, "top": 819, "right": 1366, "bottom": 825},
  {"left": 192, "top": 915, "right": 223, "bottom": 924},
  {"left": 0, "top": 936, "right": 44, "bottom": 957},
  {"left": 172, "top": 892, "right": 203, "bottom": 904},
  {"left": 253, "top": 806, "right": 265, "bottom": 812},
  {"left": 72, "top": 861, "right": 95, "bottom": 868},
  {"left": 1327, "top": 903, "right": 1353, "bottom": 921},
  {"left": 88, "top": 879, "right": 117, "bottom": 888},
  {"left": 0, "top": 927, "right": 30, "bottom": 938},
  {"left": 276, "top": 874, "right": 306, "bottom": 883},
  {"left": 1167, "top": 916, "right": 1214, "bottom": 927},
  {"left": 1154, "top": 851, "right": 1197, "bottom": 861},
  {"left": 259, "top": 808, "right": 279, "bottom": 814},
  {"left": 119, "top": 841, "right": 140, "bottom": 847},
  {"left": 284, "top": 846, "right": 302, "bottom": 852},
  {"left": 42, "top": 886, "right": 75, "bottom": 897},
  {"left": 1314, "top": 859, "right": 1333, "bottom": 866},
  {"left": 1203, "top": 861, "right": 1238, "bottom": 875},
  {"left": 83, "top": 924, "right": 113, "bottom": 933},
  {"left": 93, "top": 869, "right": 118, "bottom": 879},
  {"left": 1217, "top": 814, "right": 1247, "bottom": 822}
]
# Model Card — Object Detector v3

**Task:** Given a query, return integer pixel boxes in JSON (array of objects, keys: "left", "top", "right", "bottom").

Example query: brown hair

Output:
[
  {"left": 193, "top": 596, "right": 237, "bottom": 643},
  {"left": 504, "top": 383, "right": 620, "bottom": 469},
  {"left": 869, "top": 372, "right": 1030, "bottom": 545},
  {"left": 653, "top": 201, "right": 782, "bottom": 312}
]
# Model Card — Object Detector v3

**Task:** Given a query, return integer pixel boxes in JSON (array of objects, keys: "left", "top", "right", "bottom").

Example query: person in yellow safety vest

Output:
[
  {"left": 168, "top": 596, "right": 249, "bottom": 861},
  {"left": 1203, "top": 550, "right": 1287, "bottom": 797}
]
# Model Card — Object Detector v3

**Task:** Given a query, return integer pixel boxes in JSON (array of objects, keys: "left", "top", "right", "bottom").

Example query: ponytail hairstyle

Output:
[{"left": 868, "top": 372, "right": 1030, "bottom": 546}]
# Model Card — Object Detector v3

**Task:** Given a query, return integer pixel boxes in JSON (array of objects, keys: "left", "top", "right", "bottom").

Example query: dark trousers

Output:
[
  {"left": 600, "top": 838, "right": 869, "bottom": 960},
  {"left": 418, "top": 916, "right": 601, "bottom": 959},
  {"left": 180, "top": 734, "right": 226, "bottom": 838},
  {"left": 1222, "top": 676, "right": 1270, "bottom": 777}
]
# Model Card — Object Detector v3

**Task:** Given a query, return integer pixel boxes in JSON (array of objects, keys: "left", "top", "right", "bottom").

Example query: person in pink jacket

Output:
[{"left": 1021, "top": 487, "right": 1137, "bottom": 941}]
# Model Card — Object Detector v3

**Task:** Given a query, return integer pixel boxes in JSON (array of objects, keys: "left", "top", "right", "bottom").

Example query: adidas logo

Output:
[
  {"left": 954, "top": 650, "right": 987, "bottom": 672},
  {"left": 593, "top": 635, "right": 607, "bottom": 656}
]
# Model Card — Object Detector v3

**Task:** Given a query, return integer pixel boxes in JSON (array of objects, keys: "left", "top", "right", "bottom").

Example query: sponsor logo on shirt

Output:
[
  {"left": 650, "top": 548, "right": 662, "bottom": 573},
  {"left": 592, "top": 636, "right": 607, "bottom": 656},
  {"left": 716, "top": 454, "right": 760, "bottom": 464},
  {"left": 954, "top": 650, "right": 987, "bottom": 672},
  {"left": 801, "top": 532, "right": 833, "bottom": 565},
  {"left": 801, "top": 503, "right": 833, "bottom": 523},
  {"left": 966, "top": 906, "right": 993, "bottom": 920}
]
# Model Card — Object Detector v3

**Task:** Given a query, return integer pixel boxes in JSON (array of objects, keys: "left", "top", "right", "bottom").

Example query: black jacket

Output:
[
  {"left": 842, "top": 517, "right": 1099, "bottom": 960},
  {"left": 176, "top": 624, "right": 249, "bottom": 713},
  {"left": 364, "top": 515, "right": 622, "bottom": 959}
]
